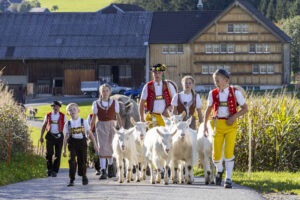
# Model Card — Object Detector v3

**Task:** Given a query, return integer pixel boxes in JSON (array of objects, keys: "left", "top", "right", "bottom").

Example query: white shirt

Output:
[
  {"left": 141, "top": 80, "right": 176, "bottom": 114},
  {"left": 87, "top": 114, "right": 92, "bottom": 125},
  {"left": 208, "top": 87, "right": 245, "bottom": 118},
  {"left": 92, "top": 99, "right": 120, "bottom": 114},
  {"left": 171, "top": 92, "right": 202, "bottom": 109},
  {"left": 43, "top": 112, "right": 67, "bottom": 134},
  {"left": 63, "top": 117, "right": 90, "bottom": 139}
]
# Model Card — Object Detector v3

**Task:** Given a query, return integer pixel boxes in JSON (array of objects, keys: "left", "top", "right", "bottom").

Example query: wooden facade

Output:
[{"left": 149, "top": 3, "right": 290, "bottom": 91}]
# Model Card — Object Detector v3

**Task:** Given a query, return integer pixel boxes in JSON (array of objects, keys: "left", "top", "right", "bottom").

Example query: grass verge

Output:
[{"left": 0, "top": 153, "right": 47, "bottom": 186}]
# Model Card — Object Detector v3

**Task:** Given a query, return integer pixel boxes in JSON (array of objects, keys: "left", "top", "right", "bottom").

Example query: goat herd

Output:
[{"left": 112, "top": 112, "right": 216, "bottom": 186}]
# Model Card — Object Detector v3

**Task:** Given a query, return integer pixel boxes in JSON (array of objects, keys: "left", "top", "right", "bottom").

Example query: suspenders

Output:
[{"left": 68, "top": 118, "right": 85, "bottom": 138}]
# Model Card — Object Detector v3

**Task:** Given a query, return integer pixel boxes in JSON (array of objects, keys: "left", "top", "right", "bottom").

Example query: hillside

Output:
[{"left": 39, "top": 0, "right": 114, "bottom": 12}]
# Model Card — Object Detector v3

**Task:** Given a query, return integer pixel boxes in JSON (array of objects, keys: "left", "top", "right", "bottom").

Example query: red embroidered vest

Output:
[
  {"left": 46, "top": 112, "right": 65, "bottom": 132},
  {"left": 89, "top": 113, "right": 95, "bottom": 132},
  {"left": 96, "top": 100, "right": 116, "bottom": 121},
  {"left": 212, "top": 86, "right": 237, "bottom": 118},
  {"left": 146, "top": 80, "right": 172, "bottom": 113}
]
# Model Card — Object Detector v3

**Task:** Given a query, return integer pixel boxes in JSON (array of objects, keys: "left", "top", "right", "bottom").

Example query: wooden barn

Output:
[
  {"left": 0, "top": 10, "right": 152, "bottom": 95},
  {"left": 148, "top": 0, "right": 292, "bottom": 91}
]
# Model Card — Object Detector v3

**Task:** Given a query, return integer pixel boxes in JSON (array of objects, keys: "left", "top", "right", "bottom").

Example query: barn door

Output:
[{"left": 64, "top": 69, "right": 95, "bottom": 95}]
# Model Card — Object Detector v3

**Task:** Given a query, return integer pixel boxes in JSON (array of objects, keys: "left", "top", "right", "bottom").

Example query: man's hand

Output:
[
  {"left": 226, "top": 115, "right": 236, "bottom": 126},
  {"left": 63, "top": 150, "right": 66, "bottom": 158},
  {"left": 40, "top": 137, "right": 44, "bottom": 143}
]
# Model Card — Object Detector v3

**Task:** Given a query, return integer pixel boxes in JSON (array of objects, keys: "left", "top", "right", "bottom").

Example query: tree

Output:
[
  {"left": 0, "top": 0, "right": 10, "bottom": 12},
  {"left": 281, "top": 16, "right": 300, "bottom": 76},
  {"left": 292, "top": 0, "right": 300, "bottom": 16},
  {"left": 51, "top": 5, "right": 59, "bottom": 11},
  {"left": 259, "top": 0, "right": 269, "bottom": 16},
  {"left": 18, "top": 0, "right": 40, "bottom": 12},
  {"left": 266, "top": 0, "right": 275, "bottom": 21}
]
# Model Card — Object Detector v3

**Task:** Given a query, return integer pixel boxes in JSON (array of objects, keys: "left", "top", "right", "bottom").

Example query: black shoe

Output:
[
  {"left": 215, "top": 171, "right": 223, "bottom": 186},
  {"left": 67, "top": 180, "right": 74, "bottom": 187},
  {"left": 132, "top": 166, "right": 136, "bottom": 174},
  {"left": 95, "top": 170, "right": 100, "bottom": 176},
  {"left": 224, "top": 179, "right": 232, "bottom": 188},
  {"left": 82, "top": 176, "right": 88, "bottom": 185},
  {"left": 51, "top": 171, "right": 57, "bottom": 177},
  {"left": 108, "top": 165, "right": 114, "bottom": 178},
  {"left": 47, "top": 171, "right": 52, "bottom": 177},
  {"left": 99, "top": 169, "right": 107, "bottom": 180}
]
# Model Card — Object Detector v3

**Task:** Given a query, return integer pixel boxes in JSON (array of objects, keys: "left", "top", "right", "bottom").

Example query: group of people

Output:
[{"left": 39, "top": 63, "right": 248, "bottom": 189}]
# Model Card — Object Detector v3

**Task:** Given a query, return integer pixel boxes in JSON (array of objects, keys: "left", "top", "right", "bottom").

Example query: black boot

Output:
[
  {"left": 108, "top": 165, "right": 114, "bottom": 178},
  {"left": 224, "top": 179, "right": 232, "bottom": 188},
  {"left": 95, "top": 170, "right": 100, "bottom": 176},
  {"left": 215, "top": 171, "right": 223, "bottom": 186},
  {"left": 82, "top": 176, "right": 88, "bottom": 185},
  {"left": 67, "top": 180, "right": 74, "bottom": 187},
  {"left": 51, "top": 171, "right": 57, "bottom": 177},
  {"left": 99, "top": 169, "right": 107, "bottom": 180}
]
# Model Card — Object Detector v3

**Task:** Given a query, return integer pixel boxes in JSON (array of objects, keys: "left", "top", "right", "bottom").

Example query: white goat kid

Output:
[
  {"left": 144, "top": 126, "right": 177, "bottom": 185},
  {"left": 169, "top": 117, "right": 198, "bottom": 184},
  {"left": 197, "top": 122, "right": 215, "bottom": 184},
  {"left": 130, "top": 118, "right": 148, "bottom": 182},
  {"left": 112, "top": 128, "right": 137, "bottom": 183}
]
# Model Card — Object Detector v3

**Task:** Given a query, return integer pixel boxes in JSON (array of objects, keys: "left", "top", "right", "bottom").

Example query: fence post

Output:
[
  {"left": 8, "top": 129, "right": 11, "bottom": 166},
  {"left": 248, "top": 112, "right": 252, "bottom": 177},
  {"left": 25, "top": 135, "right": 27, "bottom": 167},
  {"left": 31, "top": 141, "right": 33, "bottom": 168}
]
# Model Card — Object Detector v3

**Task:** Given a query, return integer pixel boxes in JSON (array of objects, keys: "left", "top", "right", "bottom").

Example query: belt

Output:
[{"left": 213, "top": 117, "right": 228, "bottom": 120}]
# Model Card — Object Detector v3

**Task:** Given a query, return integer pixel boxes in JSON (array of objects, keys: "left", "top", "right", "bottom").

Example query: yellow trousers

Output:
[
  {"left": 145, "top": 113, "right": 165, "bottom": 129},
  {"left": 211, "top": 119, "right": 237, "bottom": 162}
]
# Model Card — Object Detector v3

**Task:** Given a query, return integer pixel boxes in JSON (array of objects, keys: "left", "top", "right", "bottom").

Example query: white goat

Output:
[
  {"left": 197, "top": 122, "right": 215, "bottom": 184},
  {"left": 144, "top": 126, "right": 177, "bottom": 185},
  {"left": 112, "top": 128, "right": 137, "bottom": 183},
  {"left": 130, "top": 118, "right": 148, "bottom": 182},
  {"left": 167, "top": 116, "right": 198, "bottom": 184}
]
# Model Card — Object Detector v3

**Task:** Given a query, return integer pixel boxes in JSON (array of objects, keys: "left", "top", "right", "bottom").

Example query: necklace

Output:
[{"left": 100, "top": 99, "right": 110, "bottom": 110}]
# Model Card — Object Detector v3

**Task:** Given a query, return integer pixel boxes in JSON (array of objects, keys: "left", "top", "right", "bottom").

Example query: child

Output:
[
  {"left": 87, "top": 113, "right": 101, "bottom": 175},
  {"left": 62, "top": 103, "right": 98, "bottom": 186},
  {"left": 40, "top": 101, "right": 67, "bottom": 177},
  {"left": 171, "top": 75, "right": 203, "bottom": 129},
  {"left": 90, "top": 84, "right": 122, "bottom": 179},
  {"left": 203, "top": 69, "right": 248, "bottom": 188}
]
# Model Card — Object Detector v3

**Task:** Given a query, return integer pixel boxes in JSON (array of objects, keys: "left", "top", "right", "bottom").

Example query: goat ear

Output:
[
  {"left": 130, "top": 117, "right": 136, "bottom": 126},
  {"left": 156, "top": 128, "right": 162, "bottom": 136},
  {"left": 125, "top": 102, "right": 133, "bottom": 113},
  {"left": 127, "top": 128, "right": 135, "bottom": 135},
  {"left": 171, "top": 129, "right": 177, "bottom": 137},
  {"left": 167, "top": 110, "right": 173, "bottom": 117},
  {"left": 161, "top": 115, "right": 171, "bottom": 126},
  {"left": 181, "top": 111, "right": 186, "bottom": 119},
  {"left": 186, "top": 116, "right": 192, "bottom": 127}
]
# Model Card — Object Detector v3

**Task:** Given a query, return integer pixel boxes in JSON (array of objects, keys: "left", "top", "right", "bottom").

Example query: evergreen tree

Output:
[
  {"left": 275, "top": 0, "right": 287, "bottom": 20},
  {"left": 18, "top": 0, "right": 40, "bottom": 12},
  {"left": 259, "top": 0, "right": 269, "bottom": 16},
  {"left": 293, "top": 0, "right": 300, "bottom": 16},
  {"left": 266, "top": 0, "right": 275, "bottom": 21}
]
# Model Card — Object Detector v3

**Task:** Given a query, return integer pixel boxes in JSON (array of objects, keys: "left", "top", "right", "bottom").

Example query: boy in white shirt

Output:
[{"left": 62, "top": 103, "right": 98, "bottom": 186}]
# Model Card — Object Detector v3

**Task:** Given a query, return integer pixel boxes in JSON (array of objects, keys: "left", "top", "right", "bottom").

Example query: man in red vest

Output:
[
  {"left": 139, "top": 64, "right": 176, "bottom": 128},
  {"left": 40, "top": 101, "right": 67, "bottom": 177}
]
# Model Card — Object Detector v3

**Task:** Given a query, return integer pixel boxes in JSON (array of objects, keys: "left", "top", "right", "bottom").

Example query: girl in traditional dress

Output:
[{"left": 91, "top": 84, "right": 122, "bottom": 179}]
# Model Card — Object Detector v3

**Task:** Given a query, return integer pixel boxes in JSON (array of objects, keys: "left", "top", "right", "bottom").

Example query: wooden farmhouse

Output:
[
  {"left": 149, "top": 0, "right": 292, "bottom": 91},
  {"left": 0, "top": 0, "right": 292, "bottom": 96}
]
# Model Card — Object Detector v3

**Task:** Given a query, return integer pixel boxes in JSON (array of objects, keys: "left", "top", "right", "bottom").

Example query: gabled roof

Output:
[
  {"left": 98, "top": 3, "right": 144, "bottom": 14},
  {"left": 149, "top": 10, "right": 221, "bottom": 44},
  {"left": 0, "top": 12, "right": 152, "bottom": 60}
]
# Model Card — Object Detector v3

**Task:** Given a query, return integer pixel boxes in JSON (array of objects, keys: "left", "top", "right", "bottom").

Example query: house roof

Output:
[
  {"left": 0, "top": 12, "right": 152, "bottom": 60},
  {"left": 98, "top": 3, "right": 145, "bottom": 14},
  {"left": 149, "top": 10, "right": 221, "bottom": 44}
]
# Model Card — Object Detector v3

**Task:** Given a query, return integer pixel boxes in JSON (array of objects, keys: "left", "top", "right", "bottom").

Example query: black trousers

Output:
[
  {"left": 45, "top": 132, "right": 64, "bottom": 173},
  {"left": 68, "top": 137, "right": 87, "bottom": 181}
]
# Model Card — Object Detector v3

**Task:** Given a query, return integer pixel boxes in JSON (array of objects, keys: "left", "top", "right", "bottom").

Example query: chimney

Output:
[{"left": 197, "top": 0, "right": 203, "bottom": 10}]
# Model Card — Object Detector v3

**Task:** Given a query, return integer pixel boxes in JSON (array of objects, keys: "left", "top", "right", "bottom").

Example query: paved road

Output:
[{"left": 0, "top": 168, "right": 264, "bottom": 200}]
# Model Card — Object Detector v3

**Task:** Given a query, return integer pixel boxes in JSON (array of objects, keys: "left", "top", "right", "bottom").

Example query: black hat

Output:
[
  {"left": 215, "top": 69, "right": 230, "bottom": 79},
  {"left": 151, "top": 63, "right": 166, "bottom": 72},
  {"left": 51, "top": 101, "right": 62, "bottom": 107}
]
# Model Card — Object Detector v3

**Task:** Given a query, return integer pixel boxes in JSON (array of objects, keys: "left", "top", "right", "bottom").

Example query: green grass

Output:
[
  {"left": 29, "top": 126, "right": 69, "bottom": 168},
  {"left": 39, "top": 0, "right": 114, "bottom": 12},
  {"left": 194, "top": 168, "right": 300, "bottom": 195},
  {"left": 0, "top": 153, "right": 47, "bottom": 186},
  {"left": 33, "top": 101, "right": 93, "bottom": 121}
]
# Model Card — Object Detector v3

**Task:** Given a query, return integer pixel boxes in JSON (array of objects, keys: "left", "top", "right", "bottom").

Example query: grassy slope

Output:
[{"left": 39, "top": 0, "right": 114, "bottom": 12}]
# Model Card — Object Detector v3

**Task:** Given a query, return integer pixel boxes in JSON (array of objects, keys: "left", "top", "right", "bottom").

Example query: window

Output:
[
  {"left": 264, "top": 44, "right": 270, "bottom": 53},
  {"left": 256, "top": 44, "right": 263, "bottom": 53},
  {"left": 205, "top": 44, "right": 212, "bottom": 54},
  {"left": 227, "top": 44, "right": 234, "bottom": 53},
  {"left": 169, "top": 45, "right": 177, "bottom": 54},
  {"left": 228, "top": 24, "right": 234, "bottom": 33},
  {"left": 99, "top": 65, "right": 111, "bottom": 80},
  {"left": 252, "top": 64, "right": 259, "bottom": 74},
  {"left": 202, "top": 65, "right": 209, "bottom": 74},
  {"left": 241, "top": 24, "right": 248, "bottom": 33},
  {"left": 249, "top": 44, "right": 255, "bottom": 53},
  {"left": 162, "top": 46, "right": 168, "bottom": 54},
  {"left": 217, "top": 65, "right": 223, "bottom": 70},
  {"left": 267, "top": 65, "right": 274, "bottom": 74},
  {"left": 119, "top": 65, "right": 132, "bottom": 78},
  {"left": 234, "top": 24, "right": 241, "bottom": 33},
  {"left": 221, "top": 44, "right": 227, "bottom": 53},
  {"left": 209, "top": 65, "right": 216, "bottom": 74},
  {"left": 224, "top": 65, "right": 231, "bottom": 72},
  {"left": 213, "top": 44, "right": 220, "bottom": 54},
  {"left": 177, "top": 44, "right": 184, "bottom": 53},
  {"left": 260, "top": 65, "right": 267, "bottom": 74}
]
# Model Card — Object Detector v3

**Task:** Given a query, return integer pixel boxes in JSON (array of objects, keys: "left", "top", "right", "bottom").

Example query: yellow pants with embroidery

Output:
[
  {"left": 211, "top": 119, "right": 237, "bottom": 162},
  {"left": 146, "top": 113, "right": 165, "bottom": 128}
]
